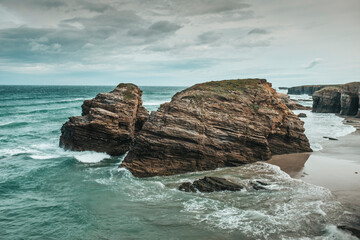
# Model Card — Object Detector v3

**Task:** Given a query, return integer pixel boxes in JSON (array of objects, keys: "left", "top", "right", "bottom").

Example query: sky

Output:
[{"left": 0, "top": 0, "right": 359, "bottom": 87}]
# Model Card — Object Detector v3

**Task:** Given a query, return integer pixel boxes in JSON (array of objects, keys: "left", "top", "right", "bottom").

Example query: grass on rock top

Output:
[
  {"left": 178, "top": 79, "right": 268, "bottom": 106},
  {"left": 189, "top": 79, "right": 267, "bottom": 92},
  {"left": 114, "top": 83, "right": 137, "bottom": 100}
]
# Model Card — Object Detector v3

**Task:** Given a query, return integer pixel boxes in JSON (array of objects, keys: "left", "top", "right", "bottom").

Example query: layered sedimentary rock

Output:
[
  {"left": 287, "top": 84, "right": 339, "bottom": 95},
  {"left": 178, "top": 177, "right": 268, "bottom": 193},
  {"left": 278, "top": 93, "right": 311, "bottom": 110},
  {"left": 179, "top": 177, "right": 244, "bottom": 192},
  {"left": 60, "top": 83, "right": 148, "bottom": 156},
  {"left": 312, "top": 82, "right": 360, "bottom": 116},
  {"left": 121, "top": 79, "right": 311, "bottom": 177},
  {"left": 312, "top": 87, "right": 341, "bottom": 113}
]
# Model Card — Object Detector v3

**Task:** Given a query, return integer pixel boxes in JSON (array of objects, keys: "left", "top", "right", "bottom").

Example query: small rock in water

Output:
[
  {"left": 337, "top": 225, "right": 360, "bottom": 239},
  {"left": 178, "top": 176, "right": 244, "bottom": 193},
  {"left": 297, "top": 113, "right": 307, "bottom": 118},
  {"left": 179, "top": 177, "right": 269, "bottom": 193},
  {"left": 255, "top": 180, "right": 269, "bottom": 186},
  {"left": 178, "top": 182, "right": 197, "bottom": 192},
  {"left": 323, "top": 136, "right": 338, "bottom": 141},
  {"left": 249, "top": 181, "right": 267, "bottom": 190}
]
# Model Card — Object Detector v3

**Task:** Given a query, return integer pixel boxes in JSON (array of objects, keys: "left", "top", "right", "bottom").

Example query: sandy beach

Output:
[{"left": 268, "top": 116, "right": 360, "bottom": 235}]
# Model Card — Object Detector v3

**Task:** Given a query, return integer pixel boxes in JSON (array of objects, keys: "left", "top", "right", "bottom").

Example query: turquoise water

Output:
[{"left": 0, "top": 86, "right": 357, "bottom": 240}]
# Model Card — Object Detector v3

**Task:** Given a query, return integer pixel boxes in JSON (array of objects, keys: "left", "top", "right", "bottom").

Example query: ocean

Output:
[{"left": 0, "top": 85, "right": 357, "bottom": 240}]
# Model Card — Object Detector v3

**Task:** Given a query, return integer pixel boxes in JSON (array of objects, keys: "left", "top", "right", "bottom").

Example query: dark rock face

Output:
[
  {"left": 60, "top": 83, "right": 149, "bottom": 156},
  {"left": 178, "top": 177, "right": 269, "bottom": 193},
  {"left": 312, "top": 82, "right": 360, "bottom": 116},
  {"left": 340, "top": 91, "right": 359, "bottom": 115},
  {"left": 278, "top": 93, "right": 311, "bottom": 110},
  {"left": 121, "top": 79, "right": 311, "bottom": 177},
  {"left": 179, "top": 177, "right": 244, "bottom": 192},
  {"left": 337, "top": 225, "right": 360, "bottom": 239},
  {"left": 287, "top": 85, "right": 339, "bottom": 95},
  {"left": 298, "top": 113, "right": 307, "bottom": 118},
  {"left": 312, "top": 88, "right": 341, "bottom": 113}
]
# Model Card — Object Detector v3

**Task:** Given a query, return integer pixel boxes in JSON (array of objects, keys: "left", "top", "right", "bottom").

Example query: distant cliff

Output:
[
  {"left": 287, "top": 84, "right": 340, "bottom": 95},
  {"left": 312, "top": 82, "right": 360, "bottom": 117}
]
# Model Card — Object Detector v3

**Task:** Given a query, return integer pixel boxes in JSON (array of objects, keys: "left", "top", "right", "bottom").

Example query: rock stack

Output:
[
  {"left": 121, "top": 79, "right": 311, "bottom": 177},
  {"left": 59, "top": 83, "right": 148, "bottom": 156}
]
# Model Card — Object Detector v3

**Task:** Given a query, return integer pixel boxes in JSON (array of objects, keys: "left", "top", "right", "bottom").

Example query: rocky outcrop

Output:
[
  {"left": 59, "top": 83, "right": 148, "bottom": 156},
  {"left": 312, "top": 82, "right": 360, "bottom": 116},
  {"left": 121, "top": 79, "right": 311, "bottom": 177},
  {"left": 287, "top": 84, "right": 339, "bottom": 95},
  {"left": 312, "top": 87, "right": 341, "bottom": 113},
  {"left": 340, "top": 91, "right": 359, "bottom": 115},
  {"left": 178, "top": 177, "right": 269, "bottom": 192},
  {"left": 179, "top": 177, "right": 244, "bottom": 192},
  {"left": 278, "top": 93, "right": 311, "bottom": 110},
  {"left": 298, "top": 113, "right": 307, "bottom": 118},
  {"left": 337, "top": 226, "right": 360, "bottom": 239}
]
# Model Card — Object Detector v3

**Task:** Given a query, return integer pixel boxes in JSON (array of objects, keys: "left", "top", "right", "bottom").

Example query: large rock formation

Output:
[
  {"left": 312, "top": 87, "right": 341, "bottom": 113},
  {"left": 312, "top": 82, "right": 360, "bottom": 116},
  {"left": 278, "top": 93, "right": 311, "bottom": 110},
  {"left": 287, "top": 84, "right": 340, "bottom": 95},
  {"left": 121, "top": 79, "right": 311, "bottom": 177},
  {"left": 60, "top": 83, "right": 148, "bottom": 156}
]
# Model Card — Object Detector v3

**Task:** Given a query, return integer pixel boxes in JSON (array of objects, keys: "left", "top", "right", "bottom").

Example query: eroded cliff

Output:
[
  {"left": 312, "top": 82, "right": 360, "bottom": 116},
  {"left": 59, "top": 83, "right": 148, "bottom": 156},
  {"left": 121, "top": 79, "right": 311, "bottom": 177}
]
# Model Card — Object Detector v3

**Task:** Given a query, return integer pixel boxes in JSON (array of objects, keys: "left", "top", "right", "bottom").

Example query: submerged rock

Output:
[
  {"left": 179, "top": 177, "right": 244, "bottom": 192},
  {"left": 178, "top": 177, "right": 269, "bottom": 193},
  {"left": 121, "top": 79, "right": 311, "bottom": 177},
  {"left": 59, "top": 83, "right": 148, "bottom": 156},
  {"left": 337, "top": 225, "right": 360, "bottom": 239},
  {"left": 323, "top": 136, "right": 338, "bottom": 141},
  {"left": 297, "top": 113, "right": 307, "bottom": 118},
  {"left": 278, "top": 93, "right": 311, "bottom": 110}
]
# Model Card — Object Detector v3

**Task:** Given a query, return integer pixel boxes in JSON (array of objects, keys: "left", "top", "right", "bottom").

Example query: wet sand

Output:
[{"left": 268, "top": 116, "right": 360, "bottom": 216}]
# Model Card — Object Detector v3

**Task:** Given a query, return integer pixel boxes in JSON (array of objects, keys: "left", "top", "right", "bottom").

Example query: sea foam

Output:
[{"left": 73, "top": 151, "right": 110, "bottom": 163}]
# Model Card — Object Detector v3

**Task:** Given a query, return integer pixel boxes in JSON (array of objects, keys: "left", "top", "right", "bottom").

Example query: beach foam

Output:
[{"left": 293, "top": 110, "right": 356, "bottom": 151}]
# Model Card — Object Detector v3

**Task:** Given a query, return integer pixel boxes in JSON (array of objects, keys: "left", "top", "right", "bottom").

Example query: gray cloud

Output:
[
  {"left": 197, "top": 31, "right": 221, "bottom": 45},
  {"left": 0, "top": 0, "right": 66, "bottom": 8},
  {"left": 237, "top": 39, "right": 271, "bottom": 48},
  {"left": 248, "top": 28, "right": 269, "bottom": 35},
  {"left": 303, "top": 58, "right": 323, "bottom": 69},
  {"left": 78, "top": 1, "right": 112, "bottom": 13},
  {"left": 128, "top": 21, "right": 181, "bottom": 39},
  {"left": 167, "top": 0, "right": 250, "bottom": 16}
]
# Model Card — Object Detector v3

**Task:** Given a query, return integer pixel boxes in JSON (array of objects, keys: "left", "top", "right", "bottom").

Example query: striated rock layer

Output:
[
  {"left": 121, "top": 79, "right": 311, "bottom": 177},
  {"left": 312, "top": 82, "right": 360, "bottom": 117},
  {"left": 60, "top": 83, "right": 148, "bottom": 156},
  {"left": 287, "top": 84, "right": 340, "bottom": 95},
  {"left": 178, "top": 176, "right": 268, "bottom": 193}
]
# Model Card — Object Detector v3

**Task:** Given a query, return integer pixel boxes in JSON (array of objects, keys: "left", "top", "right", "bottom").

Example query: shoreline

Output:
[{"left": 268, "top": 115, "right": 360, "bottom": 235}]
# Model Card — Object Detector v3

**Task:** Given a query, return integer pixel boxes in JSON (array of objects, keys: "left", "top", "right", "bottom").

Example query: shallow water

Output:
[{"left": 0, "top": 86, "right": 357, "bottom": 240}]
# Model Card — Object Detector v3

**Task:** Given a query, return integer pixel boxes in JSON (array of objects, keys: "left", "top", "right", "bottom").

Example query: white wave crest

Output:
[{"left": 74, "top": 152, "right": 110, "bottom": 163}]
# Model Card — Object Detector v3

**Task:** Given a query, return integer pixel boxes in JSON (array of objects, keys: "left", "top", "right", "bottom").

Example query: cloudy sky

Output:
[{"left": 0, "top": 0, "right": 359, "bottom": 86}]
